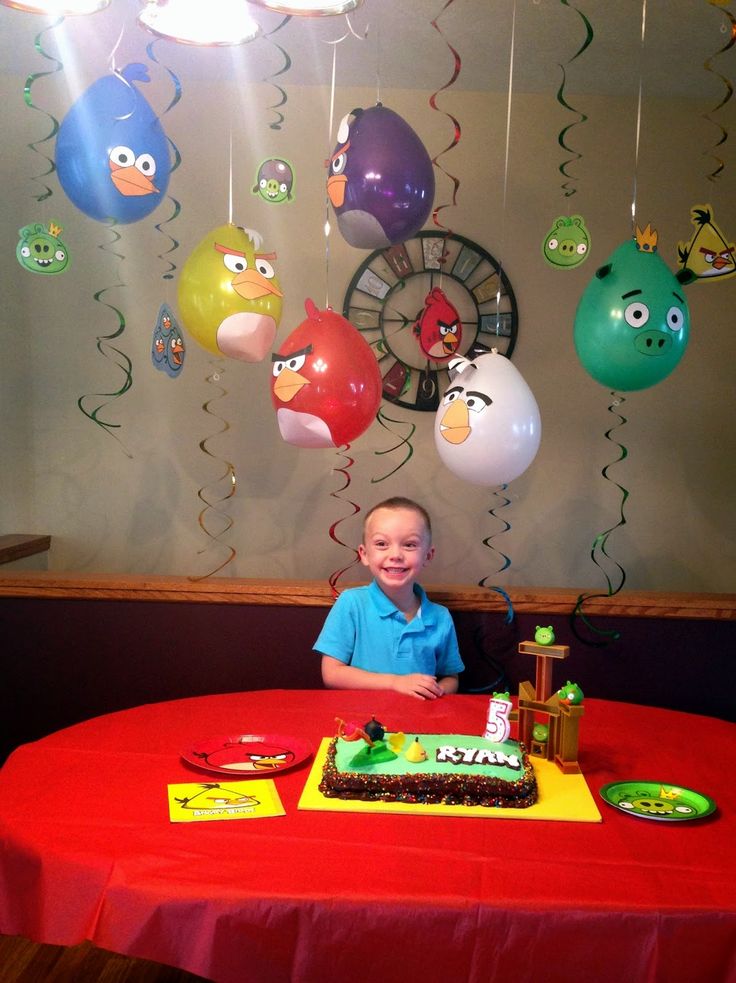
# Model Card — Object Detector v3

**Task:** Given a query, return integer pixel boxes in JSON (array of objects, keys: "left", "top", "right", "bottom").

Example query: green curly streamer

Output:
[
  {"left": 190, "top": 363, "right": 238, "bottom": 581},
  {"left": 556, "top": 0, "right": 593, "bottom": 198},
  {"left": 371, "top": 406, "right": 416, "bottom": 482},
  {"left": 262, "top": 15, "right": 292, "bottom": 130},
  {"left": 146, "top": 38, "right": 182, "bottom": 280},
  {"left": 23, "top": 17, "right": 63, "bottom": 202},
  {"left": 702, "top": 3, "right": 735, "bottom": 184},
  {"left": 77, "top": 223, "right": 133, "bottom": 457},
  {"left": 478, "top": 485, "right": 514, "bottom": 625},
  {"left": 571, "top": 393, "right": 629, "bottom": 646}
]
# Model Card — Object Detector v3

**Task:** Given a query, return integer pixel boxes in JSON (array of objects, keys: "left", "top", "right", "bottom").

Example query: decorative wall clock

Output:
[{"left": 342, "top": 231, "right": 518, "bottom": 411}]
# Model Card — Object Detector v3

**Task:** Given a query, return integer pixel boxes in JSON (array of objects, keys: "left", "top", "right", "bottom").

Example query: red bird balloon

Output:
[
  {"left": 414, "top": 287, "right": 462, "bottom": 361},
  {"left": 271, "top": 299, "right": 382, "bottom": 448}
]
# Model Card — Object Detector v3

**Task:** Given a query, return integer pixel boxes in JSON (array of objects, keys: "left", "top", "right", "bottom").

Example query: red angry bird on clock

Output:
[
  {"left": 414, "top": 287, "right": 462, "bottom": 361},
  {"left": 270, "top": 299, "right": 382, "bottom": 448}
]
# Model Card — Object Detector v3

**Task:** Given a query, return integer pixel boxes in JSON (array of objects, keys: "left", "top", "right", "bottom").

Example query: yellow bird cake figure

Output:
[{"left": 178, "top": 224, "right": 283, "bottom": 362}]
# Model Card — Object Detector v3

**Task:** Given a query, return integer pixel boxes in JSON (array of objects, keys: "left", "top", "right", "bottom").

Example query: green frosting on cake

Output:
[{"left": 321, "top": 732, "right": 537, "bottom": 809}]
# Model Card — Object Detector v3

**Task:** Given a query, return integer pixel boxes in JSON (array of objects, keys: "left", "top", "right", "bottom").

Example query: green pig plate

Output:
[{"left": 600, "top": 780, "right": 716, "bottom": 822}]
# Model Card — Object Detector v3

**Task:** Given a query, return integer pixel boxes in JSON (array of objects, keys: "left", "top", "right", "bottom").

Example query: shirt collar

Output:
[{"left": 368, "top": 580, "right": 434, "bottom": 623}]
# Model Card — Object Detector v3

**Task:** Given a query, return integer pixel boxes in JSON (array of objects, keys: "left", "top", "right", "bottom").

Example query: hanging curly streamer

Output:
[
  {"left": 190, "top": 363, "right": 238, "bottom": 580},
  {"left": 23, "top": 17, "right": 63, "bottom": 203},
  {"left": 702, "top": 1, "right": 735, "bottom": 184},
  {"left": 478, "top": 485, "right": 515, "bottom": 624},
  {"left": 145, "top": 38, "right": 182, "bottom": 280},
  {"left": 328, "top": 446, "right": 361, "bottom": 596},
  {"left": 77, "top": 222, "right": 133, "bottom": 457},
  {"left": 556, "top": 0, "right": 593, "bottom": 197},
  {"left": 371, "top": 405, "right": 416, "bottom": 482},
  {"left": 260, "top": 14, "right": 292, "bottom": 130},
  {"left": 429, "top": 0, "right": 461, "bottom": 235},
  {"left": 571, "top": 393, "right": 629, "bottom": 645}
]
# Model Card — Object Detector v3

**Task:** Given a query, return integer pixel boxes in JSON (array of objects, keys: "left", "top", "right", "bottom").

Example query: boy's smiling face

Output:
[{"left": 359, "top": 506, "right": 434, "bottom": 599}]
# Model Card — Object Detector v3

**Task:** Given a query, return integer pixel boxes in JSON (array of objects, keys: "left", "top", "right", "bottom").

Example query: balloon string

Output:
[
  {"left": 371, "top": 405, "right": 416, "bottom": 482},
  {"left": 556, "top": 0, "right": 593, "bottom": 200},
  {"left": 571, "top": 392, "right": 629, "bottom": 645},
  {"left": 478, "top": 485, "right": 514, "bottom": 625},
  {"left": 228, "top": 126, "right": 234, "bottom": 226},
  {"left": 261, "top": 14, "right": 292, "bottom": 130},
  {"left": 492, "top": 0, "right": 516, "bottom": 327},
  {"left": 702, "top": 2, "right": 735, "bottom": 185},
  {"left": 146, "top": 38, "right": 182, "bottom": 282},
  {"left": 23, "top": 16, "right": 63, "bottom": 204},
  {"left": 429, "top": 0, "right": 461, "bottom": 240},
  {"left": 630, "top": 0, "right": 647, "bottom": 235},
  {"left": 77, "top": 223, "right": 133, "bottom": 458},
  {"left": 328, "top": 445, "right": 361, "bottom": 596},
  {"left": 323, "top": 39, "right": 339, "bottom": 309},
  {"left": 190, "top": 362, "right": 238, "bottom": 580}
]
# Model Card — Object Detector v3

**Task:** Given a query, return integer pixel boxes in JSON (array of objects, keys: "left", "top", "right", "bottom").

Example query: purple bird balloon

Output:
[{"left": 326, "top": 104, "right": 435, "bottom": 249}]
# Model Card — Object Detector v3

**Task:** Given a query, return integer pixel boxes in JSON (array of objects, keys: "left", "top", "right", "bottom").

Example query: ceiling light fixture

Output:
[
  {"left": 0, "top": 0, "right": 109, "bottom": 13},
  {"left": 137, "top": 0, "right": 261, "bottom": 46},
  {"left": 248, "top": 0, "right": 363, "bottom": 16}
]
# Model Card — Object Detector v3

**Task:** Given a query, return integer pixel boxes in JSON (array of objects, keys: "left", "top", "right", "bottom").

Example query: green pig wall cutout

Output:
[
  {"left": 574, "top": 224, "right": 696, "bottom": 391},
  {"left": 543, "top": 214, "right": 590, "bottom": 269},
  {"left": 252, "top": 158, "right": 294, "bottom": 204},
  {"left": 16, "top": 221, "right": 70, "bottom": 275}
]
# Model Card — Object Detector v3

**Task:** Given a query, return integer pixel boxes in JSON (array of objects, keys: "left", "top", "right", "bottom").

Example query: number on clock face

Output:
[{"left": 343, "top": 232, "right": 518, "bottom": 411}]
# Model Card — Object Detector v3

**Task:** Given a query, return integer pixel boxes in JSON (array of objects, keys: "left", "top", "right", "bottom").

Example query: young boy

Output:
[{"left": 314, "top": 496, "right": 463, "bottom": 700}]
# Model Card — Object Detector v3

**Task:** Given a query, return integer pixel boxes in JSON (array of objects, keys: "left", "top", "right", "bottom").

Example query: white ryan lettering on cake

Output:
[{"left": 436, "top": 746, "right": 521, "bottom": 770}]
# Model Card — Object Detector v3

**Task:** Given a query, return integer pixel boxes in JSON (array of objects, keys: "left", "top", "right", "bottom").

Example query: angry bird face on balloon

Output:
[
  {"left": 414, "top": 287, "right": 462, "bottom": 361},
  {"left": 326, "top": 104, "right": 435, "bottom": 249},
  {"left": 434, "top": 351, "right": 542, "bottom": 487},
  {"left": 178, "top": 224, "right": 283, "bottom": 362},
  {"left": 271, "top": 300, "right": 382, "bottom": 448}
]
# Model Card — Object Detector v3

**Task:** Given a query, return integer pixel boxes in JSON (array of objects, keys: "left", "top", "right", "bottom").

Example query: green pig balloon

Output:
[
  {"left": 16, "top": 222, "right": 70, "bottom": 275},
  {"left": 574, "top": 227, "right": 695, "bottom": 391},
  {"left": 543, "top": 214, "right": 590, "bottom": 269}
]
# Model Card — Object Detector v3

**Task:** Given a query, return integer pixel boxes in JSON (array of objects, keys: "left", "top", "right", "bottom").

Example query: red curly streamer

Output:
[
  {"left": 429, "top": 0, "right": 461, "bottom": 234},
  {"left": 190, "top": 364, "right": 237, "bottom": 581},
  {"left": 328, "top": 445, "right": 361, "bottom": 596}
]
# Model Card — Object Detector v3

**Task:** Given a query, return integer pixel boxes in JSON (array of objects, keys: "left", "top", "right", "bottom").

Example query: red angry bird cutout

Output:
[
  {"left": 271, "top": 299, "right": 382, "bottom": 448},
  {"left": 414, "top": 287, "right": 462, "bottom": 361}
]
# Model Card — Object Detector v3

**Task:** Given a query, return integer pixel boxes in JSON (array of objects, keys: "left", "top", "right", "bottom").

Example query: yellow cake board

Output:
[{"left": 298, "top": 738, "right": 602, "bottom": 822}]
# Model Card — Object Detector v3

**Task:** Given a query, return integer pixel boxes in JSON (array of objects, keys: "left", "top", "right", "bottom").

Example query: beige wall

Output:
[{"left": 1, "top": 24, "right": 735, "bottom": 591}]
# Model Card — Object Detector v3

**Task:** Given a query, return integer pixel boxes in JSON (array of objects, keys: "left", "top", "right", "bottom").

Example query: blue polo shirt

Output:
[{"left": 314, "top": 580, "right": 464, "bottom": 678}]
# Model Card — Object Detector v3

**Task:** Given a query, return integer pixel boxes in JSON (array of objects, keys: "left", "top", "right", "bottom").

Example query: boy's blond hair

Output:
[{"left": 363, "top": 497, "right": 432, "bottom": 541}]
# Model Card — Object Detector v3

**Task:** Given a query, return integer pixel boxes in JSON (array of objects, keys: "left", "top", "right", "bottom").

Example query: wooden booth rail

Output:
[
  {"left": 1, "top": 571, "right": 734, "bottom": 762},
  {"left": 0, "top": 570, "right": 734, "bottom": 619}
]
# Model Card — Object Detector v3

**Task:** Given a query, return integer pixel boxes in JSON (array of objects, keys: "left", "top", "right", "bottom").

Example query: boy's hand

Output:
[{"left": 393, "top": 673, "right": 445, "bottom": 700}]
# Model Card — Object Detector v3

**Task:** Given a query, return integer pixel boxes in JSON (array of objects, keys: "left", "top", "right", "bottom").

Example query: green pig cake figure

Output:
[
  {"left": 557, "top": 681, "right": 584, "bottom": 706},
  {"left": 534, "top": 626, "right": 555, "bottom": 646}
]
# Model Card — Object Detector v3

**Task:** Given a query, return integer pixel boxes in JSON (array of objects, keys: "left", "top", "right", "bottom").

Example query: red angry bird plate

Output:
[{"left": 182, "top": 733, "right": 313, "bottom": 777}]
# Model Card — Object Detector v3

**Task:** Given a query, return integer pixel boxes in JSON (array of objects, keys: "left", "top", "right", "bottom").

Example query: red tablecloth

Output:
[{"left": 0, "top": 690, "right": 734, "bottom": 983}]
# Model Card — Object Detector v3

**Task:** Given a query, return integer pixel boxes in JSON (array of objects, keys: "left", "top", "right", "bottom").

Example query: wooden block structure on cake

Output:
[{"left": 516, "top": 638, "right": 583, "bottom": 775}]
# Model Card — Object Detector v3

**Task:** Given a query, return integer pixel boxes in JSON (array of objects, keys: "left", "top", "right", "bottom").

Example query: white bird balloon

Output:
[{"left": 434, "top": 351, "right": 541, "bottom": 486}]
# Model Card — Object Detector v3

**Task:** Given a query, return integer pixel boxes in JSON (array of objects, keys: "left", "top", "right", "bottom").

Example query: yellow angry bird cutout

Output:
[{"left": 677, "top": 204, "right": 736, "bottom": 282}]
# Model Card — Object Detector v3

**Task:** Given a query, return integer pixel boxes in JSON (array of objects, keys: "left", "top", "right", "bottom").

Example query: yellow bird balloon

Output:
[{"left": 178, "top": 223, "right": 283, "bottom": 362}]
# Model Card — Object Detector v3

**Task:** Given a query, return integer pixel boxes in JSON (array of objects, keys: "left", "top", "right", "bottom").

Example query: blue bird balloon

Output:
[{"left": 56, "top": 63, "right": 171, "bottom": 224}]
